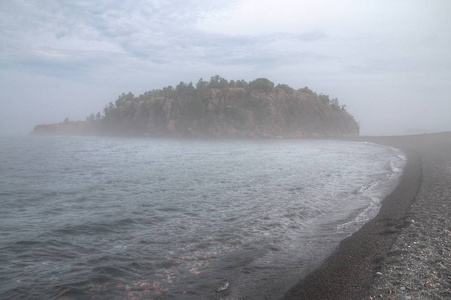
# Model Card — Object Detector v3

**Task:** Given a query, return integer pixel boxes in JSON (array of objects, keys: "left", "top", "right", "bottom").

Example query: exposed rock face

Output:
[{"left": 33, "top": 87, "right": 359, "bottom": 138}]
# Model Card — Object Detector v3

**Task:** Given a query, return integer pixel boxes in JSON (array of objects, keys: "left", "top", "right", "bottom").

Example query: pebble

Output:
[
  {"left": 367, "top": 135, "right": 451, "bottom": 300},
  {"left": 216, "top": 280, "right": 229, "bottom": 292}
]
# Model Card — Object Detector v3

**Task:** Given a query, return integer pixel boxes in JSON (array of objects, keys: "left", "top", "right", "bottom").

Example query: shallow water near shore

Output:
[{"left": 0, "top": 136, "right": 405, "bottom": 299}]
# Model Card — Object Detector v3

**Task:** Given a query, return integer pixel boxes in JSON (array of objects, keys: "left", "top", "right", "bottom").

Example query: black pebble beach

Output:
[{"left": 282, "top": 132, "right": 451, "bottom": 300}]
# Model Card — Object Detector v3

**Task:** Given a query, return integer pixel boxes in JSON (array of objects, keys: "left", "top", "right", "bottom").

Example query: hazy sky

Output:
[{"left": 1, "top": 0, "right": 450, "bottom": 135}]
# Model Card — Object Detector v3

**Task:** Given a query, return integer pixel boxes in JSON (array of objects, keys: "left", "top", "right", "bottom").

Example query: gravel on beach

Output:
[
  {"left": 282, "top": 132, "right": 451, "bottom": 300},
  {"left": 368, "top": 133, "right": 451, "bottom": 300}
]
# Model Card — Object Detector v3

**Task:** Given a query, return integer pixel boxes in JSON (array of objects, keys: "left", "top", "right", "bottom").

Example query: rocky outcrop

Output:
[
  {"left": 33, "top": 121, "right": 102, "bottom": 135},
  {"left": 33, "top": 82, "right": 360, "bottom": 138}
]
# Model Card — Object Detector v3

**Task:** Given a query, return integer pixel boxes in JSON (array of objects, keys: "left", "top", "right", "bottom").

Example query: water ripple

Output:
[{"left": 0, "top": 136, "right": 405, "bottom": 299}]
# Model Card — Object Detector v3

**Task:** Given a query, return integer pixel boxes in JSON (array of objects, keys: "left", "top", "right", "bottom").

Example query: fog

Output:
[{"left": 1, "top": 0, "right": 450, "bottom": 136}]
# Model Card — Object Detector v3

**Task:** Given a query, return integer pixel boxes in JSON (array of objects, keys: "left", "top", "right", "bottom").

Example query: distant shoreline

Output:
[{"left": 282, "top": 132, "right": 451, "bottom": 299}]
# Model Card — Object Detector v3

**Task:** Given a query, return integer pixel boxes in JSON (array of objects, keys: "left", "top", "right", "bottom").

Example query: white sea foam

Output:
[
  {"left": 0, "top": 136, "right": 406, "bottom": 300},
  {"left": 336, "top": 197, "right": 381, "bottom": 231}
]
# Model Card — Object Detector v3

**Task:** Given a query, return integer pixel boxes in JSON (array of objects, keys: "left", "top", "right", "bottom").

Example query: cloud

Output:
[
  {"left": 0, "top": 0, "right": 334, "bottom": 78},
  {"left": 0, "top": 1, "right": 237, "bottom": 78},
  {"left": 295, "top": 31, "right": 328, "bottom": 42},
  {"left": 1, "top": 0, "right": 451, "bottom": 135}
]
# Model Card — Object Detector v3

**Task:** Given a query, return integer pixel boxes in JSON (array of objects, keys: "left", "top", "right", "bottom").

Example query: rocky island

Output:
[{"left": 33, "top": 76, "right": 359, "bottom": 138}]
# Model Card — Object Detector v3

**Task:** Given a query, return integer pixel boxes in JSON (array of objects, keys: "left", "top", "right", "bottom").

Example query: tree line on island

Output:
[{"left": 34, "top": 76, "right": 360, "bottom": 138}]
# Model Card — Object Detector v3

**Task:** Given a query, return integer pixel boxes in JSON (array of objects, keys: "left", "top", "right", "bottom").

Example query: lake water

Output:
[{"left": 0, "top": 136, "right": 405, "bottom": 299}]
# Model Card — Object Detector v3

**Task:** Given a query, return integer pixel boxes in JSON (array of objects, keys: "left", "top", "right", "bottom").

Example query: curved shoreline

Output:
[{"left": 283, "top": 132, "right": 451, "bottom": 299}]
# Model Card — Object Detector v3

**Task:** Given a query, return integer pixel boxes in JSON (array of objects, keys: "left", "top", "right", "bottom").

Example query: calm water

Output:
[{"left": 0, "top": 136, "right": 405, "bottom": 299}]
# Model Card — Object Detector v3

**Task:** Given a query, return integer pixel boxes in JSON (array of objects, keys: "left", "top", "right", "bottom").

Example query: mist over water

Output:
[{"left": 0, "top": 136, "right": 405, "bottom": 299}]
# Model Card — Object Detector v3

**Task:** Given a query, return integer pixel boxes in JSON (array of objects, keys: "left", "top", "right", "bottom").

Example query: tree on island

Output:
[
  {"left": 298, "top": 87, "right": 315, "bottom": 95},
  {"left": 208, "top": 75, "right": 229, "bottom": 89},
  {"left": 86, "top": 113, "right": 95, "bottom": 122},
  {"left": 276, "top": 84, "right": 294, "bottom": 94},
  {"left": 248, "top": 78, "right": 274, "bottom": 93},
  {"left": 74, "top": 75, "right": 360, "bottom": 138}
]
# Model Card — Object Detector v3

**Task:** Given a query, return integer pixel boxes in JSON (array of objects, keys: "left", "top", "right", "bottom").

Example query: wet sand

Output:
[{"left": 282, "top": 132, "right": 451, "bottom": 300}]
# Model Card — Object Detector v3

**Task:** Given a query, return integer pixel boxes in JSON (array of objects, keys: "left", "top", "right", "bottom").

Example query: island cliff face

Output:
[{"left": 33, "top": 77, "right": 360, "bottom": 138}]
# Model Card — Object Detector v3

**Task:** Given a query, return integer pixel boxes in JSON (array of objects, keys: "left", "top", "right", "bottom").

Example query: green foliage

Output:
[
  {"left": 94, "top": 75, "right": 357, "bottom": 136},
  {"left": 208, "top": 75, "right": 228, "bottom": 89},
  {"left": 176, "top": 81, "right": 196, "bottom": 96},
  {"left": 330, "top": 98, "right": 340, "bottom": 110},
  {"left": 196, "top": 78, "right": 208, "bottom": 90},
  {"left": 195, "top": 78, "right": 209, "bottom": 99},
  {"left": 248, "top": 78, "right": 274, "bottom": 93},
  {"left": 142, "top": 89, "right": 163, "bottom": 98},
  {"left": 176, "top": 81, "right": 187, "bottom": 92},
  {"left": 318, "top": 94, "right": 330, "bottom": 105},
  {"left": 298, "top": 87, "right": 314, "bottom": 95},
  {"left": 162, "top": 86, "right": 175, "bottom": 98},
  {"left": 235, "top": 79, "right": 248, "bottom": 88},
  {"left": 103, "top": 102, "right": 114, "bottom": 117},
  {"left": 186, "top": 82, "right": 196, "bottom": 95},
  {"left": 276, "top": 84, "right": 294, "bottom": 94},
  {"left": 115, "top": 92, "right": 135, "bottom": 107},
  {"left": 64, "top": 117, "right": 69, "bottom": 123}
]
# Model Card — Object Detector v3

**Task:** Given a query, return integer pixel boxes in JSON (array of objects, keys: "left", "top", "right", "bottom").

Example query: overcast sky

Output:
[{"left": 1, "top": 0, "right": 450, "bottom": 135}]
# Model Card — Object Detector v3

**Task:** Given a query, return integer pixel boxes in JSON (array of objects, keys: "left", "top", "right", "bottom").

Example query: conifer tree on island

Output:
[{"left": 33, "top": 76, "right": 360, "bottom": 138}]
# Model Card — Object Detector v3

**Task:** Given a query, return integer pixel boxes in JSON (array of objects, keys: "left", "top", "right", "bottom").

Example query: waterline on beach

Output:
[{"left": 0, "top": 136, "right": 405, "bottom": 299}]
